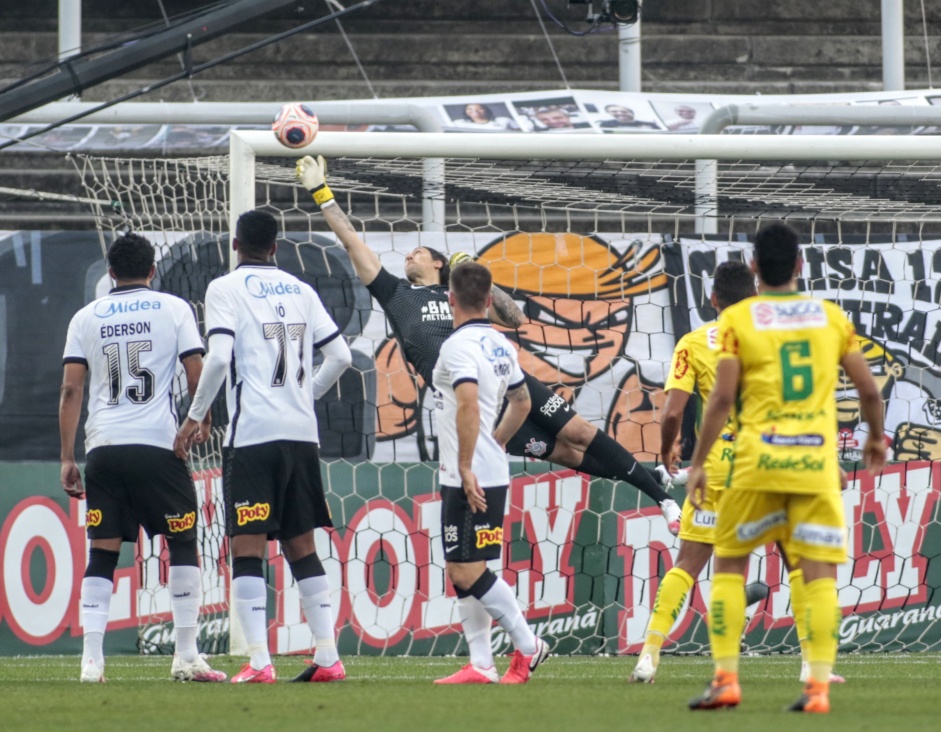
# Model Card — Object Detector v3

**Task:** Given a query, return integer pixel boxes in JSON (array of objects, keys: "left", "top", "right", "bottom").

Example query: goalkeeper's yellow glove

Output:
[
  {"left": 295, "top": 155, "right": 335, "bottom": 209},
  {"left": 449, "top": 251, "right": 474, "bottom": 268}
]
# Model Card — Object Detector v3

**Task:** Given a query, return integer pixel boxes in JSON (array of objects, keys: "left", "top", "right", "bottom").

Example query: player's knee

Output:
[
  {"left": 84, "top": 547, "right": 120, "bottom": 580},
  {"left": 287, "top": 551, "right": 325, "bottom": 580},
  {"left": 167, "top": 538, "right": 199, "bottom": 567},
  {"left": 446, "top": 562, "right": 488, "bottom": 592}
]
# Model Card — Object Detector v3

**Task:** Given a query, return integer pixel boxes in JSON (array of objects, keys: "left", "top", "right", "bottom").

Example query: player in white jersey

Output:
[
  {"left": 432, "top": 262, "right": 549, "bottom": 685},
  {"left": 59, "top": 233, "right": 226, "bottom": 683},
  {"left": 175, "top": 210, "right": 352, "bottom": 684}
]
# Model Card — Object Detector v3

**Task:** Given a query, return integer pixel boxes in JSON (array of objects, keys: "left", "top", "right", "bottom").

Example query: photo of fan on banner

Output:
[
  {"left": 513, "top": 96, "right": 594, "bottom": 132},
  {"left": 441, "top": 102, "right": 521, "bottom": 131}
]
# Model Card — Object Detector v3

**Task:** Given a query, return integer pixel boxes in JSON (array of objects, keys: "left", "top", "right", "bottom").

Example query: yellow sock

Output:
[
  {"left": 642, "top": 567, "right": 695, "bottom": 664},
  {"left": 789, "top": 568, "right": 809, "bottom": 661},
  {"left": 709, "top": 573, "right": 746, "bottom": 675},
  {"left": 804, "top": 577, "right": 840, "bottom": 683}
]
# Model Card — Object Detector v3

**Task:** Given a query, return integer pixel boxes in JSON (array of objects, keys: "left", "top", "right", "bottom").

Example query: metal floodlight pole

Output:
[
  {"left": 882, "top": 0, "right": 906, "bottom": 92},
  {"left": 618, "top": 19, "right": 642, "bottom": 93},
  {"left": 58, "top": 0, "right": 82, "bottom": 101}
]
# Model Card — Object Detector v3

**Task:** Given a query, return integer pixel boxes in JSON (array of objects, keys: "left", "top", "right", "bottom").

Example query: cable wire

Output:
[
  {"left": 324, "top": 0, "right": 378, "bottom": 99},
  {"left": 920, "top": 0, "right": 934, "bottom": 89},
  {"left": 530, "top": 0, "right": 571, "bottom": 89}
]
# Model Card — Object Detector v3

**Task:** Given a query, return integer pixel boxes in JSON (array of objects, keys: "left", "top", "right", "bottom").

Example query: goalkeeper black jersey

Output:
[{"left": 366, "top": 267, "right": 452, "bottom": 385}]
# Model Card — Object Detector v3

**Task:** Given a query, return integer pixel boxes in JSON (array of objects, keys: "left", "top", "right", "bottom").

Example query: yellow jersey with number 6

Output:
[{"left": 716, "top": 292, "right": 859, "bottom": 494}]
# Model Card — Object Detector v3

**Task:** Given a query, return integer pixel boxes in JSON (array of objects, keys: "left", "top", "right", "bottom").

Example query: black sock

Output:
[{"left": 578, "top": 432, "right": 671, "bottom": 504}]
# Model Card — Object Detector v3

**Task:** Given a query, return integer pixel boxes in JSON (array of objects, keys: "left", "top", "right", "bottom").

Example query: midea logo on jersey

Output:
[
  {"left": 93, "top": 299, "right": 162, "bottom": 318},
  {"left": 479, "top": 337, "right": 510, "bottom": 362},
  {"left": 245, "top": 274, "right": 302, "bottom": 298}
]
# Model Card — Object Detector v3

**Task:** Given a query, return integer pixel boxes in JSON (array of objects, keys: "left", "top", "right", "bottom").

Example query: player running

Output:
[
  {"left": 431, "top": 261, "right": 548, "bottom": 684},
  {"left": 294, "top": 155, "right": 682, "bottom": 534},
  {"left": 175, "top": 210, "right": 352, "bottom": 684},
  {"left": 60, "top": 233, "right": 226, "bottom": 683},
  {"left": 686, "top": 223, "right": 885, "bottom": 713}
]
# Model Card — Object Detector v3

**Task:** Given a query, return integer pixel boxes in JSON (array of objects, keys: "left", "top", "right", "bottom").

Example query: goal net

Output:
[{"left": 75, "top": 131, "right": 941, "bottom": 658}]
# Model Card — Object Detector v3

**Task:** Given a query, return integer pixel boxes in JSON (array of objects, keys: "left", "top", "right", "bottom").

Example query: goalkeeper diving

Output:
[{"left": 295, "top": 155, "right": 683, "bottom": 534}]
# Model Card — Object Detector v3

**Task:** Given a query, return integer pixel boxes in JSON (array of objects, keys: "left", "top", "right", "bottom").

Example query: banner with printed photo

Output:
[
  {"left": 667, "top": 236, "right": 941, "bottom": 463},
  {"left": 7, "top": 87, "right": 941, "bottom": 153}
]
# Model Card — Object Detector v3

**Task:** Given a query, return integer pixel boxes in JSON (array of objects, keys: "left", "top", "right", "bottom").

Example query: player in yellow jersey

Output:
[
  {"left": 687, "top": 223, "right": 885, "bottom": 714},
  {"left": 629, "top": 261, "right": 756, "bottom": 683}
]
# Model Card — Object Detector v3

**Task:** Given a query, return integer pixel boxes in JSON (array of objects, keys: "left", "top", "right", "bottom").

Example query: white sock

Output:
[
  {"left": 458, "top": 596, "right": 494, "bottom": 669},
  {"left": 297, "top": 575, "right": 339, "bottom": 667},
  {"left": 81, "top": 577, "right": 113, "bottom": 667},
  {"left": 169, "top": 565, "right": 201, "bottom": 663},
  {"left": 233, "top": 575, "right": 271, "bottom": 670},
  {"left": 479, "top": 578, "right": 537, "bottom": 655}
]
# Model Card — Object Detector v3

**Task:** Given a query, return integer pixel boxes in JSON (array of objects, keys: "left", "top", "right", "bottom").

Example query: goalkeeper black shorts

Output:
[{"left": 503, "top": 371, "right": 576, "bottom": 460}]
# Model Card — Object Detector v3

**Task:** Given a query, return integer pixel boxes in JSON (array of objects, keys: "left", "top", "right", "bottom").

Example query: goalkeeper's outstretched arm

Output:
[{"left": 295, "top": 155, "right": 381, "bottom": 287}]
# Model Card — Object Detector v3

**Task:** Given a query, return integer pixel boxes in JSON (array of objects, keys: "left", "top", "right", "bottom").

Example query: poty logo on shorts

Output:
[
  {"left": 86, "top": 509, "right": 103, "bottom": 527},
  {"left": 475, "top": 526, "right": 503, "bottom": 549},
  {"left": 236, "top": 502, "right": 271, "bottom": 526},
  {"left": 245, "top": 274, "right": 302, "bottom": 299},
  {"left": 166, "top": 511, "right": 196, "bottom": 533},
  {"left": 751, "top": 299, "right": 826, "bottom": 330}
]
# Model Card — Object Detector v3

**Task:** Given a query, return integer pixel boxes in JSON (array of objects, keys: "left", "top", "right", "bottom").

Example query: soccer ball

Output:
[{"left": 272, "top": 103, "right": 319, "bottom": 149}]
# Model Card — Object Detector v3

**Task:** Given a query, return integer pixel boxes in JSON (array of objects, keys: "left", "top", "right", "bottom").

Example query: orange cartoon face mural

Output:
[{"left": 368, "top": 232, "right": 670, "bottom": 462}]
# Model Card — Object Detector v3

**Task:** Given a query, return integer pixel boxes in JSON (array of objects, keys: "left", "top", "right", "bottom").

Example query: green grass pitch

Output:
[{"left": 2, "top": 654, "right": 935, "bottom": 732}]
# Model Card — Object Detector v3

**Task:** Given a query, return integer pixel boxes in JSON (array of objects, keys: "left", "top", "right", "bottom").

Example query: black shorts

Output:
[
  {"left": 84, "top": 445, "right": 199, "bottom": 542},
  {"left": 440, "top": 485, "right": 508, "bottom": 563},
  {"left": 222, "top": 440, "right": 333, "bottom": 541},
  {"left": 504, "top": 372, "right": 576, "bottom": 459}
]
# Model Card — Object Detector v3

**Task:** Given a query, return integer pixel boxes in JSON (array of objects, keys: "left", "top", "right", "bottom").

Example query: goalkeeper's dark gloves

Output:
[{"left": 295, "top": 155, "right": 336, "bottom": 209}]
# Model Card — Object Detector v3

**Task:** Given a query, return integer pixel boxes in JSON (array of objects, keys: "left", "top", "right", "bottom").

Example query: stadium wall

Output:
[{"left": 0, "top": 460, "right": 938, "bottom": 656}]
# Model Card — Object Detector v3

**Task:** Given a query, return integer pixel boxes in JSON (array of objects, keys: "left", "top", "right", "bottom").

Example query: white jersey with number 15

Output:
[{"left": 62, "top": 286, "right": 205, "bottom": 453}]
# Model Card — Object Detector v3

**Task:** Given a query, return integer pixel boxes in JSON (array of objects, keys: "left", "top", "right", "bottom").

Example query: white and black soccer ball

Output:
[{"left": 272, "top": 103, "right": 319, "bottom": 149}]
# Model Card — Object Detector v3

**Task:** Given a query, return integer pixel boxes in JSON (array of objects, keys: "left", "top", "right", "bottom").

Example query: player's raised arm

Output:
[{"left": 296, "top": 155, "right": 382, "bottom": 286}]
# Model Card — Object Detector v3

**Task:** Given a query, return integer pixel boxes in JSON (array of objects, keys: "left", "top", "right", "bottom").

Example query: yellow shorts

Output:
[
  {"left": 714, "top": 489, "right": 847, "bottom": 564},
  {"left": 678, "top": 483, "right": 723, "bottom": 545}
]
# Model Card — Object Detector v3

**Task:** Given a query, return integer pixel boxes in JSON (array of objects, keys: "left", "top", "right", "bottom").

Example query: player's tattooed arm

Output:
[
  {"left": 321, "top": 202, "right": 382, "bottom": 286},
  {"left": 489, "top": 284, "right": 524, "bottom": 328},
  {"left": 493, "top": 382, "right": 531, "bottom": 449}
]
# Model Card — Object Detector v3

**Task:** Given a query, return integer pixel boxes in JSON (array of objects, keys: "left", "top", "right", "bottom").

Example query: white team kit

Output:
[
  {"left": 432, "top": 318, "right": 525, "bottom": 488},
  {"left": 203, "top": 263, "right": 340, "bottom": 447},
  {"left": 63, "top": 285, "right": 205, "bottom": 452}
]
